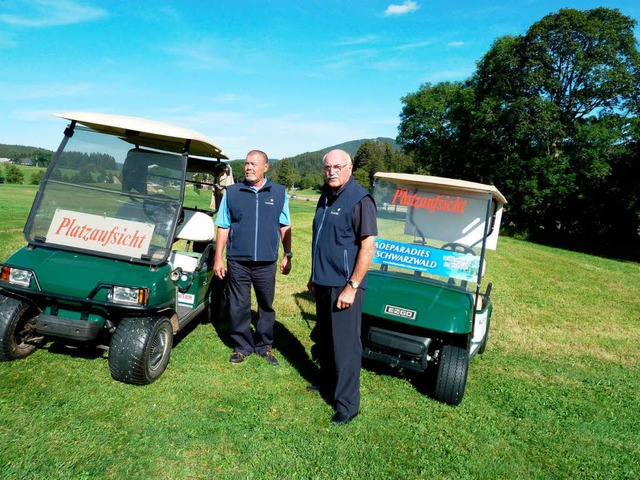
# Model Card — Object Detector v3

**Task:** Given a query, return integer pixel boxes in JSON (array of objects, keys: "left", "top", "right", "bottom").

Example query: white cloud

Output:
[
  {"left": 164, "top": 110, "right": 394, "bottom": 159},
  {"left": 0, "top": 105, "right": 398, "bottom": 160},
  {"left": 393, "top": 40, "right": 432, "bottom": 51},
  {"left": 424, "top": 69, "right": 472, "bottom": 83},
  {"left": 0, "top": 0, "right": 107, "bottom": 27},
  {"left": 0, "top": 82, "right": 95, "bottom": 101},
  {"left": 384, "top": 1, "right": 420, "bottom": 17},
  {"left": 335, "top": 35, "right": 378, "bottom": 46},
  {"left": 160, "top": 40, "right": 231, "bottom": 71},
  {"left": 372, "top": 58, "right": 408, "bottom": 71},
  {"left": 9, "top": 109, "right": 55, "bottom": 122},
  {"left": 322, "top": 48, "right": 378, "bottom": 71},
  {"left": 0, "top": 33, "right": 17, "bottom": 48},
  {"left": 448, "top": 41, "right": 465, "bottom": 47}
]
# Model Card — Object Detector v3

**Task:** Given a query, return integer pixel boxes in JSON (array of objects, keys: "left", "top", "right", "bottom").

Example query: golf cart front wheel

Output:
[
  {"left": 434, "top": 344, "right": 469, "bottom": 406},
  {"left": 0, "top": 294, "right": 43, "bottom": 361},
  {"left": 109, "top": 316, "right": 173, "bottom": 385}
]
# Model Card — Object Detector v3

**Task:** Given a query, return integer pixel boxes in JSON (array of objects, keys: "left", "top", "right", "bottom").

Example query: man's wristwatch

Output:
[
  {"left": 284, "top": 252, "right": 293, "bottom": 258},
  {"left": 348, "top": 279, "right": 359, "bottom": 289}
]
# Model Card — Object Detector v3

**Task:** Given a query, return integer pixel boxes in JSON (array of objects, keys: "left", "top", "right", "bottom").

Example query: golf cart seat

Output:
[
  {"left": 170, "top": 210, "right": 215, "bottom": 273},
  {"left": 176, "top": 210, "right": 215, "bottom": 242}
]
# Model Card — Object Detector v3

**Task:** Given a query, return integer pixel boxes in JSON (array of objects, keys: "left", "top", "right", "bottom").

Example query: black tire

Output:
[
  {"left": 109, "top": 316, "right": 173, "bottom": 385},
  {"left": 477, "top": 315, "right": 491, "bottom": 355},
  {"left": 0, "top": 295, "right": 43, "bottom": 361},
  {"left": 434, "top": 344, "right": 469, "bottom": 406}
]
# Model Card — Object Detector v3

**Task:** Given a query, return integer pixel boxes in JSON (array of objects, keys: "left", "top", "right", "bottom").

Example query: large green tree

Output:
[{"left": 398, "top": 7, "right": 640, "bottom": 256}]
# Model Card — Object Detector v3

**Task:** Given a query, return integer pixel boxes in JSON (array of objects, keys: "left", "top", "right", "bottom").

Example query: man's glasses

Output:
[{"left": 323, "top": 163, "right": 350, "bottom": 173}]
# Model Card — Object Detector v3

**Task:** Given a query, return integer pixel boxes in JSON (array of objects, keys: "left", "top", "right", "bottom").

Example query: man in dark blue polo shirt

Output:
[
  {"left": 214, "top": 150, "right": 292, "bottom": 366},
  {"left": 307, "top": 149, "right": 377, "bottom": 425}
]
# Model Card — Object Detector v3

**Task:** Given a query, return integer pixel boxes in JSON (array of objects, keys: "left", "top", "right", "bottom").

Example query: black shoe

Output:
[
  {"left": 306, "top": 384, "right": 322, "bottom": 393},
  {"left": 331, "top": 411, "right": 358, "bottom": 426},
  {"left": 230, "top": 351, "right": 247, "bottom": 364},
  {"left": 258, "top": 347, "right": 279, "bottom": 366}
]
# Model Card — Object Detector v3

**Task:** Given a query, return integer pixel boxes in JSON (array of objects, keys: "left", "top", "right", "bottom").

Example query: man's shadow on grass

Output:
[
  {"left": 208, "top": 289, "right": 335, "bottom": 406},
  {"left": 44, "top": 313, "right": 206, "bottom": 360}
]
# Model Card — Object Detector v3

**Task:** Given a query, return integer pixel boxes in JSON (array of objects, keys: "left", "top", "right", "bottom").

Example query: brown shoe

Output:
[
  {"left": 259, "top": 347, "right": 279, "bottom": 366},
  {"left": 230, "top": 351, "right": 247, "bottom": 364}
]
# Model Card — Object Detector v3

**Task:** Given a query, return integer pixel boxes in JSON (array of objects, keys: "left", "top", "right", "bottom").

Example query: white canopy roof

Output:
[
  {"left": 54, "top": 111, "right": 228, "bottom": 159},
  {"left": 374, "top": 172, "right": 507, "bottom": 204}
]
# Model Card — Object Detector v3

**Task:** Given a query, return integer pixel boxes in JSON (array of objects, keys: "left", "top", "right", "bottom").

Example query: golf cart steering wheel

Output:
[
  {"left": 441, "top": 242, "right": 475, "bottom": 255},
  {"left": 143, "top": 194, "right": 178, "bottom": 224}
]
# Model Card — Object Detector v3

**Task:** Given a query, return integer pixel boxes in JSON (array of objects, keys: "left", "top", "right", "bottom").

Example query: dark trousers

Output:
[
  {"left": 227, "top": 259, "right": 277, "bottom": 355},
  {"left": 314, "top": 285, "right": 363, "bottom": 417}
]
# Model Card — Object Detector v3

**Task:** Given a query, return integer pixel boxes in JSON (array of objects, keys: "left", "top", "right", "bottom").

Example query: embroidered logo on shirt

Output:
[
  {"left": 330, "top": 207, "right": 341, "bottom": 216},
  {"left": 264, "top": 197, "right": 275, "bottom": 205}
]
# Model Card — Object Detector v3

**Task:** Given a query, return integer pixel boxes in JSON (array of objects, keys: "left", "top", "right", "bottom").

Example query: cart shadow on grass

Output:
[{"left": 41, "top": 313, "right": 205, "bottom": 363}]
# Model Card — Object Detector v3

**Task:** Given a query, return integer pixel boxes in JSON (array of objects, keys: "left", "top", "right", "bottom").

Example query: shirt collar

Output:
[
  {"left": 323, "top": 175, "right": 354, "bottom": 199},
  {"left": 243, "top": 176, "right": 271, "bottom": 192}
]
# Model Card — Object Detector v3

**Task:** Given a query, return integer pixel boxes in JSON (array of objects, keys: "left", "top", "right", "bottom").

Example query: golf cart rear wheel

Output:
[
  {"left": 0, "top": 295, "right": 43, "bottom": 361},
  {"left": 434, "top": 344, "right": 469, "bottom": 406},
  {"left": 109, "top": 316, "right": 173, "bottom": 385}
]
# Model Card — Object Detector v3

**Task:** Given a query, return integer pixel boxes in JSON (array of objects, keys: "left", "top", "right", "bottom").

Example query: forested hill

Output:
[
  {"left": 314, "top": 137, "right": 397, "bottom": 158},
  {"left": 0, "top": 144, "right": 53, "bottom": 160},
  {"left": 1, "top": 137, "right": 397, "bottom": 164},
  {"left": 227, "top": 137, "right": 399, "bottom": 188}
]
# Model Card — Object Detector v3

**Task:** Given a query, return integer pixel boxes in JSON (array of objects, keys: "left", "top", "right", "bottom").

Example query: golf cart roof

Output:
[
  {"left": 54, "top": 111, "right": 229, "bottom": 159},
  {"left": 374, "top": 172, "right": 507, "bottom": 205}
]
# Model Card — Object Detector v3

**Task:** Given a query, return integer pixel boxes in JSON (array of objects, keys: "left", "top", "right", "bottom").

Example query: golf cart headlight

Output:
[
  {"left": 1, "top": 266, "right": 33, "bottom": 287},
  {"left": 108, "top": 286, "right": 148, "bottom": 306}
]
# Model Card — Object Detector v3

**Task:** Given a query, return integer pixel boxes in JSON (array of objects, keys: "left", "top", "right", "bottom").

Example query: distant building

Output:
[
  {"left": 18, "top": 158, "right": 33, "bottom": 166},
  {"left": 0, "top": 157, "right": 11, "bottom": 164}
]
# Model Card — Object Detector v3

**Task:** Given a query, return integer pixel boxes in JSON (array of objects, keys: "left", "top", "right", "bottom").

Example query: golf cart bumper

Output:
[
  {"left": 363, "top": 326, "right": 431, "bottom": 372},
  {"left": 36, "top": 314, "right": 100, "bottom": 341}
]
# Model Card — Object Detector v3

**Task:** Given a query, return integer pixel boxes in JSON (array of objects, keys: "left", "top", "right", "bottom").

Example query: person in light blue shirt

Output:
[
  {"left": 214, "top": 185, "right": 291, "bottom": 229},
  {"left": 214, "top": 150, "right": 292, "bottom": 366}
]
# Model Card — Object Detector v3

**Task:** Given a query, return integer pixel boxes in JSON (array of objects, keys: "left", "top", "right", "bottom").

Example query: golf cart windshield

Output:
[
  {"left": 370, "top": 173, "right": 506, "bottom": 289},
  {"left": 24, "top": 126, "right": 185, "bottom": 265}
]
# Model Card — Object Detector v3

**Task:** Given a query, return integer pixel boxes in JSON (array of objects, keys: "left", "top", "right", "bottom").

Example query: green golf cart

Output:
[
  {"left": 0, "top": 112, "right": 230, "bottom": 384},
  {"left": 362, "top": 172, "right": 507, "bottom": 405}
]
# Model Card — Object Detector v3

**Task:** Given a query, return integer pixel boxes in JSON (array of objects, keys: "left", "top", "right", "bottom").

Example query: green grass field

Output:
[{"left": 0, "top": 184, "right": 638, "bottom": 479}]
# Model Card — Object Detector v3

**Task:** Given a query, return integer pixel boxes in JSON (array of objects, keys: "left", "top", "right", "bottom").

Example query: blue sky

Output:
[{"left": 1, "top": 0, "right": 638, "bottom": 159}]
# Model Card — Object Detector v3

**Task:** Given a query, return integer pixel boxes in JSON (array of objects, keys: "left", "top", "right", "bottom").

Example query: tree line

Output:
[
  {"left": 396, "top": 7, "right": 639, "bottom": 259},
  {"left": 227, "top": 138, "right": 413, "bottom": 192},
  {"left": 0, "top": 144, "right": 53, "bottom": 167}
]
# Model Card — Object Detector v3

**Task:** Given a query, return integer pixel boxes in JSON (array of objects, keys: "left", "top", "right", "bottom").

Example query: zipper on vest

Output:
[
  {"left": 343, "top": 249, "right": 350, "bottom": 280},
  {"left": 253, "top": 192, "right": 259, "bottom": 260}
]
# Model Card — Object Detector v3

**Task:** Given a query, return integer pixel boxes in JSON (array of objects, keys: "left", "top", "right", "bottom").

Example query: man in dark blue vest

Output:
[
  {"left": 307, "top": 149, "right": 377, "bottom": 425},
  {"left": 214, "top": 150, "right": 292, "bottom": 366}
]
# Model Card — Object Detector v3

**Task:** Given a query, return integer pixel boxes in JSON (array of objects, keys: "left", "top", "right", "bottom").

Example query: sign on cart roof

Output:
[{"left": 374, "top": 172, "right": 507, "bottom": 204}]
